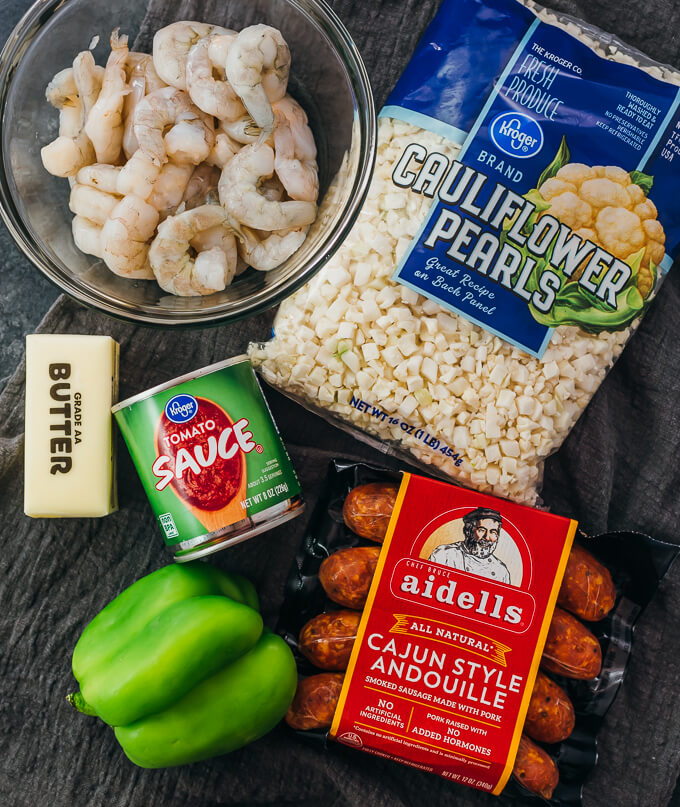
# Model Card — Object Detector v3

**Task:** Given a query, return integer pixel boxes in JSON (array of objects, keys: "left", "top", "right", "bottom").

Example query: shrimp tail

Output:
[
  {"left": 226, "top": 213, "right": 246, "bottom": 240},
  {"left": 255, "top": 127, "right": 271, "bottom": 147},
  {"left": 110, "top": 27, "right": 128, "bottom": 50}
]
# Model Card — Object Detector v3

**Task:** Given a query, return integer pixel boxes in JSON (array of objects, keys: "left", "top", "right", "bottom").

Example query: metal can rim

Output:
[
  {"left": 172, "top": 498, "right": 305, "bottom": 562},
  {"left": 112, "top": 354, "right": 250, "bottom": 413}
]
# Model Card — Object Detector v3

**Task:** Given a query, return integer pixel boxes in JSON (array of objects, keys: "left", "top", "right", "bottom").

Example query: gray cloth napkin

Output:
[{"left": 2, "top": 1, "right": 680, "bottom": 806}]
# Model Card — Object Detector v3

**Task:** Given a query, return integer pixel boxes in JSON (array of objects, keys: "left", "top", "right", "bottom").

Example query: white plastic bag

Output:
[{"left": 251, "top": 0, "right": 680, "bottom": 505}]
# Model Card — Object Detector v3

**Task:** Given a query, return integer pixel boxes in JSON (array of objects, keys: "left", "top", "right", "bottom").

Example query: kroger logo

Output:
[
  {"left": 164, "top": 394, "right": 198, "bottom": 424},
  {"left": 489, "top": 112, "right": 543, "bottom": 159}
]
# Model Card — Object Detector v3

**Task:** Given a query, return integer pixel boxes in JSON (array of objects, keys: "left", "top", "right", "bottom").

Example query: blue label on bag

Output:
[{"left": 385, "top": 0, "right": 680, "bottom": 357}]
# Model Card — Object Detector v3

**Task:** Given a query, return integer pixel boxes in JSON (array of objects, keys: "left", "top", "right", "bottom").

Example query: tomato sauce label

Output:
[
  {"left": 329, "top": 473, "right": 576, "bottom": 793},
  {"left": 154, "top": 397, "right": 247, "bottom": 510},
  {"left": 113, "top": 358, "right": 302, "bottom": 552}
]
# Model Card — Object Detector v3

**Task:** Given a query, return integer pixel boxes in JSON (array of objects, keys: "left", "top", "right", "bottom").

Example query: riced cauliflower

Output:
[
  {"left": 250, "top": 118, "right": 633, "bottom": 506},
  {"left": 249, "top": 1, "right": 676, "bottom": 507}
]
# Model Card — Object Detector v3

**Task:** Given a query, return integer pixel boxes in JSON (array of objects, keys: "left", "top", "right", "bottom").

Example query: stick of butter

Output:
[{"left": 24, "top": 334, "right": 119, "bottom": 517}]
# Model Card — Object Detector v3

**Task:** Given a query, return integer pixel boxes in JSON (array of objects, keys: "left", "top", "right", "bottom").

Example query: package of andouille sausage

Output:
[{"left": 278, "top": 460, "right": 678, "bottom": 804}]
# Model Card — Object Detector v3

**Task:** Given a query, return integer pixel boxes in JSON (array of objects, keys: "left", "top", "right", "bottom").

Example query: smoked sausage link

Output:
[
  {"left": 513, "top": 734, "right": 559, "bottom": 798},
  {"left": 319, "top": 546, "right": 381, "bottom": 609},
  {"left": 541, "top": 606, "right": 602, "bottom": 679},
  {"left": 285, "top": 673, "right": 344, "bottom": 730},
  {"left": 298, "top": 610, "right": 361, "bottom": 671},
  {"left": 524, "top": 672, "right": 575, "bottom": 744},
  {"left": 558, "top": 543, "right": 616, "bottom": 621},
  {"left": 342, "top": 482, "right": 399, "bottom": 542}
]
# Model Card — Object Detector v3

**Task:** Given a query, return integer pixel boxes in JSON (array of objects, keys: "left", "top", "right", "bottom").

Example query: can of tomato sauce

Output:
[{"left": 112, "top": 356, "right": 304, "bottom": 561}]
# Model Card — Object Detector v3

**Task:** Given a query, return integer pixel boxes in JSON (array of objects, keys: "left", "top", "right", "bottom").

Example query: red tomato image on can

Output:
[{"left": 154, "top": 396, "right": 249, "bottom": 530}]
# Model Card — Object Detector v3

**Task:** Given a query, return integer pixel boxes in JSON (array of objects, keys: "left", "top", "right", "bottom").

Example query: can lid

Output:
[{"left": 112, "top": 354, "right": 250, "bottom": 412}]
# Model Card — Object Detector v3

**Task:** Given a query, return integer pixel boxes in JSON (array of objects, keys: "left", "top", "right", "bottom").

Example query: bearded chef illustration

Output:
[{"left": 428, "top": 507, "right": 510, "bottom": 584}]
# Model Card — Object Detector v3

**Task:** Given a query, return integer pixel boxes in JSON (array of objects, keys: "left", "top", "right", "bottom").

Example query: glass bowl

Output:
[{"left": 0, "top": 0, "right": 376, "bottom": 326}]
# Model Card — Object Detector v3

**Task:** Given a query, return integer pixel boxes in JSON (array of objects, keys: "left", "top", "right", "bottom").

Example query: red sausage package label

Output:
[{"left": 329, "top": 473, "right": 576, "bottom": 794}]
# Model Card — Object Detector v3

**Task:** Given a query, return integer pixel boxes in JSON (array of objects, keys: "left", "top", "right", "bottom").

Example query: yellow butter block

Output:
[{"left": 24, "top": 334, "right": 119, "bottom": 517}]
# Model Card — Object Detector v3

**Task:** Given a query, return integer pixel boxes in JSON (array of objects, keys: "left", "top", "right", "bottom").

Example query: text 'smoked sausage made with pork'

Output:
[{"left": 283, "top": 673, "right": 560, "bottom": 800}]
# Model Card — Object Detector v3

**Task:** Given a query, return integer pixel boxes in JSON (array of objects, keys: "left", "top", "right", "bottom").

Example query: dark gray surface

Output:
[{"left": 2, "top": 0, "right": 680, "bottom": 806}]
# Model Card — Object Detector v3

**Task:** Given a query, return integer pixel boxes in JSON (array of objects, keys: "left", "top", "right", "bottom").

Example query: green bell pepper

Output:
[
  {"left": 68, "top": 562, "right": 297, "bottom": 768},
  {"left": 115, "top": 629, "right": 297, "bottom": 767}
]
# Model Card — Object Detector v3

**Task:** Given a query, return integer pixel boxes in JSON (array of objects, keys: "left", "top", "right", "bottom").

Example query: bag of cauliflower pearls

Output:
[{"left": 251, "top": 0, "right": 680, "bottom": 506}]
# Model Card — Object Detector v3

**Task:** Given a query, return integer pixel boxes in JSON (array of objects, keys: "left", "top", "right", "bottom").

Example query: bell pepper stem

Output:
[{"left": 67, "top": 691, "right": 98, "bottom": 716}]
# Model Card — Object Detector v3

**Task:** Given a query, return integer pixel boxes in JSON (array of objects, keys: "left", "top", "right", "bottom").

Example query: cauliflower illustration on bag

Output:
[
  {"left": 538, "top": 163, "right": 664, "bottom": 299},
  {"left": 505, "top": 138, "right": 665, "bottom": 333}
]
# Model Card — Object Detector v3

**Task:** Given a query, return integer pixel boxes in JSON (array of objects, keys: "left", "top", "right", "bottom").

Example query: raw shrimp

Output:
[
  {"left": 101, "top": 195, "right": 159, "bottom": 278},
  {"left": 238, "top": 225, "right": 308, "bottom": 270},
  {"left": 58, "top": 105, "right": 83, "bottom": 139},
  {"left": 260, "top": 174, "right": 286, "bottom": 201},
  {"left": 192, "top": 221, "right": 241, "bottom": 274},
  {"left": 152, "top": 21, "right": 230, "bottom": 90},
  {"left": 149, "top": 204, "right": 237, "bottom": 295},
  {"left": 44, "top": 69, "right": 85, "bottom": 168},
  {"left": 218, "top": 143, "right": 316, "bottom": 230},
  {"left": 128, "top": 52, "right": 167, "bottom": 92},
  {"left": 147, "top": 161, "right": 194, "bottom": 219},
  {"left": 134, "top": 87, "right": 215, "bottom": 166},
  {"left": 207, "top": 128, "right": 241, "bottom": 168},
  {"left": 41, "top": 116, "right": 93, "bottom": 177},
  {"left": 221, "top": 114, "right": 263, "bottom": 145},
  {"left": 47, "top": 100, "right": 86, "bottom": 177},
  {"left": 124, "top": 56, "right": 170, "bottom": 158},
  {"left": 50, "top": 97, "right": 84, "bottom": 172},
  {"left": 85, "top": 30, "right": 129, "bottom": 164},
  {"left": 186, "top": 33, "right": 245, "bottom": 121},
  {"left": 165, "top": 118, "right": 216, "bottom": 166},
  {"left": 182, "top": 163, "right": 221, "bottom": 209},
  {"left": 45, "top": 64, "right": 103, "bottom": 109},
  {"left": 273, "top": 96, "right": 318, "bottom": 202},
  {"left": 126, "top": 52, "right": 147, "bottom": 71},
  {"left": 72, "top": 215, "right": 104, "bottom": 258},
  {"left": 117, "top": 149, "right": 162, "bottom": 199},
  {"left": 123, "top": 69, "right": 146, "bottom": 158},
  {"left": 69, "top": 184, "right": 120, "bottom": 225},
  {"left": 46, "top": 68, "right": 79, "bottom": 108},
  {"left": 75, "top": 155, "right": 159, "bottom": 200},
  {"left": 225, "top": 25, "right": 290, "bottom": 136},
  {"left": 73, "top": 50, "right": 105, "bottom": 112},
  {"left": 76, "top": 163, "right": 121, "bottom": 194},
  {"left": 143, "top": 60, "right": 167, "bottom": 93},
  {"left": 41, "top": 51, "right": 103, "bottom": 177}
]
